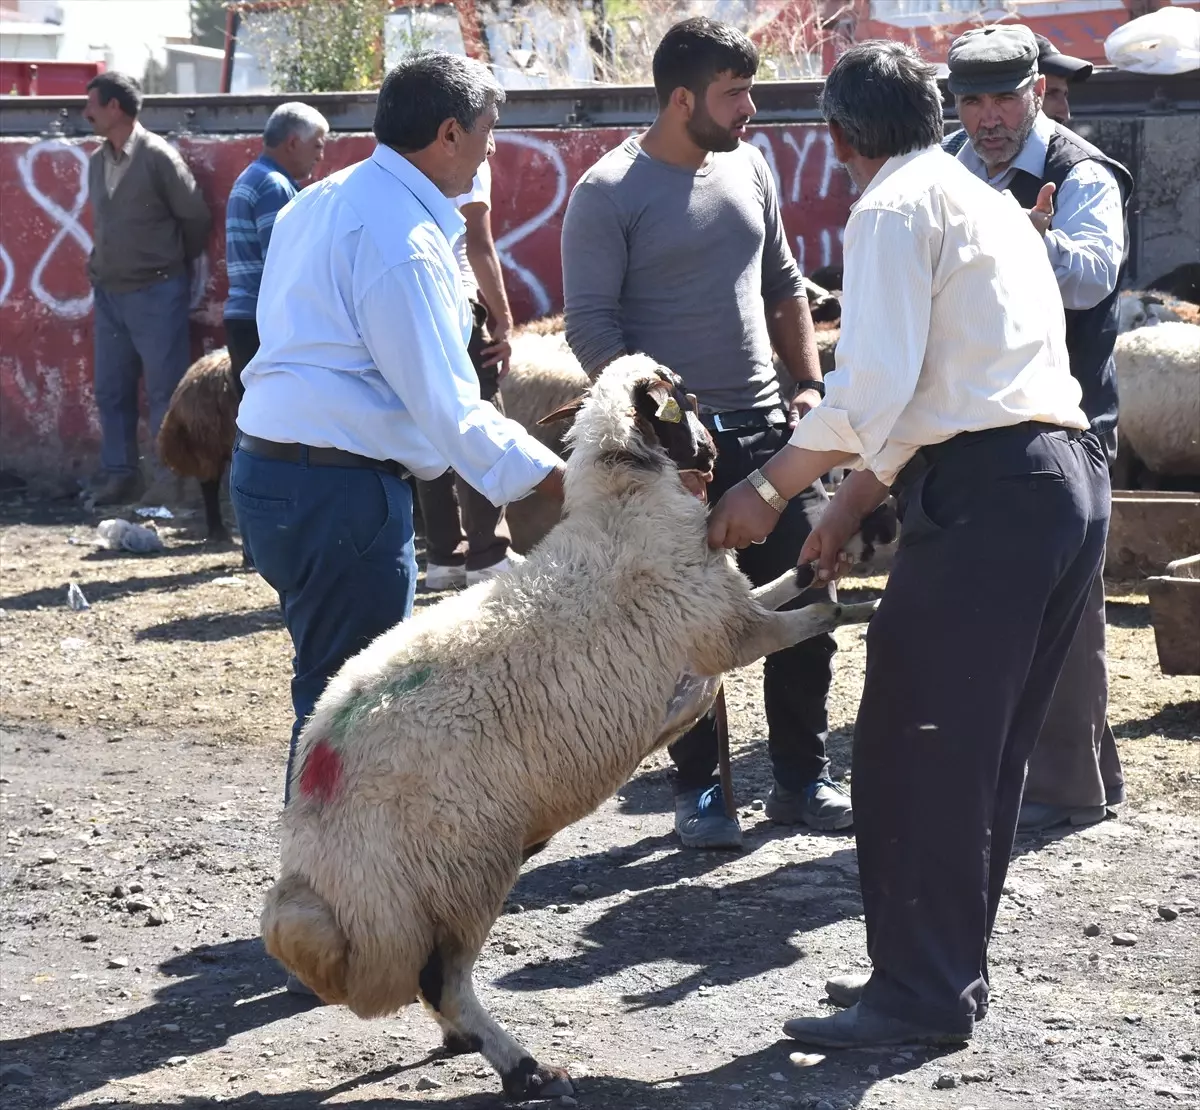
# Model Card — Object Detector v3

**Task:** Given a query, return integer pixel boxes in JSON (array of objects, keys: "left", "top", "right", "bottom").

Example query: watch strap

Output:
[{"left": 747, "top": 468, "right": 787, "bottom": 513}]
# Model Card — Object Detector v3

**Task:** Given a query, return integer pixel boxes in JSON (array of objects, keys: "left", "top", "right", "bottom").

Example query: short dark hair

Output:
[
  {"left": 652, "top": 17, "right": 758, "bottom": 109},
  {"left": 819, "top": 41, "right": 944, "bottom": 159},
  {"left": 373, "top": 51, "right": 505, "bottom": 153},
  {"left": 86, "top": 72, "right": 142, "bottom": 118}
]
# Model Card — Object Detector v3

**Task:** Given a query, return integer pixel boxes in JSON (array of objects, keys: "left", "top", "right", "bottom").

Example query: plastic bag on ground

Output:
[{"left": 96, "top": 518, "right": 166, "bottom": 554}]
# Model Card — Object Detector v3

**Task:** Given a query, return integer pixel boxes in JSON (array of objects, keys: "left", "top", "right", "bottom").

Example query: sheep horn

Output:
[{"left": 536, "top": 396, "right": 586, "bottom": 426}]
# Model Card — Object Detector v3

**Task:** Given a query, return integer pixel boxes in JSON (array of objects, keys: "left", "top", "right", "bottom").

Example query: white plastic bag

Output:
[
  {"left": 96, "top": 518, "right": 165, "bottom": 554},
  {"left": 1104, "top": 6, "right": 1200, "bottom": 75}
]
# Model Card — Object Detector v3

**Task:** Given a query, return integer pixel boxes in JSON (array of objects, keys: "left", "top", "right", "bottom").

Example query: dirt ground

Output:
[{"left": 1, "top": 496, "right": 1197, "bottom": 1110}]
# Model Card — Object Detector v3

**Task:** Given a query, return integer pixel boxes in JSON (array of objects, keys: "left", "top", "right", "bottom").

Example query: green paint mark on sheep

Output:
[
  {"left": 330, "top": 666, "right": 433, "bottom": 738},
  {"left": 386, "top": 666, "right": 432, "bottom": 698}
]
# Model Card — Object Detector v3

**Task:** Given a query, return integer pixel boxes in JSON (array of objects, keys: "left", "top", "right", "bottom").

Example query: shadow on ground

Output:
[
  {"left": 505, "top": 838, "right": 862, "bottom": 1009},
  {"left": 136, "top": 607, "right": 284, "bottom": 642},
  {"left": 1113, "top": 699, "right": 1200, "bottom": 742},
  {"left": 0, "top": 938, "right": 306, "bottom": 1108},
  {"left": 61, "top": 1041, "right": 941, "bottom": 1110}
]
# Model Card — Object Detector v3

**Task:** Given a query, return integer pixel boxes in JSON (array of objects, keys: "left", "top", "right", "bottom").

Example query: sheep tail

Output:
[{"left": 261, "top": 873, "right": 350, "bottom": 1005}]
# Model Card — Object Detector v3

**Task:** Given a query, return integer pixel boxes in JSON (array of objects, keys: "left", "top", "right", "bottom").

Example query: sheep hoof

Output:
[{"left": 502, "top": 1058, "right": 573, "bottom": 1101}]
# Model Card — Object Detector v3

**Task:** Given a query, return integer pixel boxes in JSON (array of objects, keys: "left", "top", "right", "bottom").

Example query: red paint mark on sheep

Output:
[{"left": 299, "top": 740, "right": 343, "bottom": 803}]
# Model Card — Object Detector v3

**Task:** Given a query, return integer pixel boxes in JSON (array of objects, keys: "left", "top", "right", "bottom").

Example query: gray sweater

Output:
[
  {"left": 561, "top": 137, "right": 806, "bottom": 412},
  {"left": 87, "top": 127, "right": 212, "bottom": 293}
]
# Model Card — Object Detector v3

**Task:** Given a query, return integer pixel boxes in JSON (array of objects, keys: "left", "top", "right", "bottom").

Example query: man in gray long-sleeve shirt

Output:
[
  {"left": 84, "top": 71, "right": 212, "bottom": 506},
  {"left": 562, "top": 16, "right": 850, "bottom": 850}
]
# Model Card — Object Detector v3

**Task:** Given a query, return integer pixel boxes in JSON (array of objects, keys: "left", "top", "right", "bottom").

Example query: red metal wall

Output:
[{"left": 0, "top": 126, "right": 852, "bottom": 477}]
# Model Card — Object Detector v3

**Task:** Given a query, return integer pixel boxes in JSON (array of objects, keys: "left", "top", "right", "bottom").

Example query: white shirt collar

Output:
[
  {"left": 851, "top": 145, "right": 939, "bottom": 212},
  {"left": 370, "top": 143, "right": 465, "bottom": 244}
]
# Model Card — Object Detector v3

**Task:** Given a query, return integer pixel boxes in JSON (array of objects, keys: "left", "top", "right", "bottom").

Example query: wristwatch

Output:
[
  {"left": 747, "top": 469, "right": 788, "bottom": 513},
  {"left": 793, "top": 379, "right": 826, "bottom": 398}
]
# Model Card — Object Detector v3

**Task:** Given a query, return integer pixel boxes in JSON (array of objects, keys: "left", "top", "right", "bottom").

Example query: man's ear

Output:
[
  {"left": 671, "top": 85, "right": 694, "bottom": 118},
  {"left": 436, "top": 116, "right": 459, "bottom": 150}
]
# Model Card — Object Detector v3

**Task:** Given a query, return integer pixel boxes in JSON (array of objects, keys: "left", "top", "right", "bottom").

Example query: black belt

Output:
[
  {"left": 236, "top": 433, "right": 408, "bottom": 478},
  {"left": 892, "top": 421, "right": 1087, "bottom": 494},
  {"left": 699, "top": 406, "right": 788, "bottom": 433}
]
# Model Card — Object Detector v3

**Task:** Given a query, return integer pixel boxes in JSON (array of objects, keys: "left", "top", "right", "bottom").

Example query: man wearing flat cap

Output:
[
  {"left": 943, "top": 29, "right": 1092, "bottom": 153},
  {"left": 948, "top": 24, "right": 1131, "bottom": 835}
]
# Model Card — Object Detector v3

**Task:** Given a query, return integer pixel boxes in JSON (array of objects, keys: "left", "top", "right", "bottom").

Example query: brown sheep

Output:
[{"left": 156, "top": 347, "right": 240, "bottom": 545}]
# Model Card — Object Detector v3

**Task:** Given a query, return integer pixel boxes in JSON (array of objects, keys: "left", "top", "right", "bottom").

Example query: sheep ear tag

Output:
[{"left": 646, "top": 381, "right": 682, "bottom": 424}]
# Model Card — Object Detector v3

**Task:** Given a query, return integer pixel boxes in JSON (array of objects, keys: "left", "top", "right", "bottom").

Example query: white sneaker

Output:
[
  {"left": 466, "top": 553, "right": 523, "bottom": 586},
  {"left": 423, "top": 562, "right": 466, "bottom": 591}
]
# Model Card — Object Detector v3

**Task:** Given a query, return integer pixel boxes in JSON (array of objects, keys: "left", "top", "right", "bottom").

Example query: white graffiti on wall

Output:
[
  {"left": 6, "top": 359, "right": 64, "bottom": 440},
  {"left": 14, "top": 139, "right": 94, "bottom": 319},
  {"left": 493, "top": 131, "right": 569, "bottom": 317},
  {"left": 0, "top": 243, "right": 13, "bottom": 306}
]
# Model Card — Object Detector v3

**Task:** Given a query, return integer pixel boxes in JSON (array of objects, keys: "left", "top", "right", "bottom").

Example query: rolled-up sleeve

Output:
[
  {"left": 562, "top": 179, "right": 629, "bottom": 376},
  {"left": 357, "top": 259, "right": 559, "bottom": 506},
  {"left": 1043, "top": 161, "right": 1124, "bottom": 311},
  {"left": 788, "top": 207, "right": 931, "bottom": 465}
]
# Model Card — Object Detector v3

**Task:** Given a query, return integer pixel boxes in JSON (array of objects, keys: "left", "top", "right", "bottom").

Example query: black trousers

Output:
[
  {"left": 414, "top": 300, "right": 512, "bottom": 572},
  {"left": 668, "top": 420, "right": 835, "bottom": 793},
  {"left": 225, "top": 317, "right": 260, "bottom": 384},
  {"left": 855, "top": 424, "right": 1110, "bottom": 1033}
]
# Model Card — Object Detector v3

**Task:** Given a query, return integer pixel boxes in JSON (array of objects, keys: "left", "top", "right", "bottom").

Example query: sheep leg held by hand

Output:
[{"left": 727, "top": 601, "right": 878, "bottom": 670}]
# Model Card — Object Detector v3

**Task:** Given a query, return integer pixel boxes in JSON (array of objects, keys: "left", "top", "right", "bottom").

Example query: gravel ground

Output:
[{"left": 1, "top": 497, "right": 1197, "bottom": 1110}]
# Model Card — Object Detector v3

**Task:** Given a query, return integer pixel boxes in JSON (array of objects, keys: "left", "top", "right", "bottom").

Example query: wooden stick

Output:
[{"left": 715, "top": 683, "right": 736, "bottom": 820}]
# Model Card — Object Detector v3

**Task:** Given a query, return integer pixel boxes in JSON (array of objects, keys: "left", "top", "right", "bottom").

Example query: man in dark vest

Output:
[{"left": 948, "top": 25, "right": 1130, "bottom": 832}]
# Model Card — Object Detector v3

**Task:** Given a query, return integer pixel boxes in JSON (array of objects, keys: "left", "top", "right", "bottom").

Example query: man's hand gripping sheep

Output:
[{"left": 260, "top": 355, "right": 877, "bottom": 1102}]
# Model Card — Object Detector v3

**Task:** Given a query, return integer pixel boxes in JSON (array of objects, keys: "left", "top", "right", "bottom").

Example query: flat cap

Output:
[
  {"left": 1033, "top": 31, "right": 1094, "bottom": 81},
  {"left": 947, "top": 25, "right": 1039, "bottom": 95}
]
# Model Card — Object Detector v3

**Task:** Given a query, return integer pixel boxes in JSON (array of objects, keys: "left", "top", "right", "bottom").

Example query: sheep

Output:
[
  {"left": 156, "top": 347, "right": 240, "bottom": 544},
  {"left": 497, "top": 315, "right": 589, "bottom": 553},
  {"left": 259, "top": 354, "right": 879, "bottom": 1102},
  {"left": 1112, "top": 321, "right": 1200, "bottom": 486},
  {"left": 1118, "top": 289, "right": 1200, "bottom": 332}
]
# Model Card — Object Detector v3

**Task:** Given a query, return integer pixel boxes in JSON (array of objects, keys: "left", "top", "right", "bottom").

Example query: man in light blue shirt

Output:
[
  {"left": 947, "top": 26, "right": 1130, "bottom": 836},
  {"left": 231, "top": 53, "right": 565, "bottom": 836}
]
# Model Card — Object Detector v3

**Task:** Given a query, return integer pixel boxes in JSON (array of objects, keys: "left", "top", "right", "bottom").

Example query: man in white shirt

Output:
[
  {"left": 948, "top": 25, "right": 1129, "bottom": 834},
  {"left": 708, "top": 41, "right": 1109, "bottom": 1048},
  {"left": 232, "top": 53, "right": 565, "bottom": 816},
  {"left": 416, "top": 159, "right": 521, "bottom": 589}
]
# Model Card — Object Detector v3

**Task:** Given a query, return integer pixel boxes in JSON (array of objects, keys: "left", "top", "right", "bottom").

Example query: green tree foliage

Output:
[
  {"left": 252, "top": 0, "right": 392, "bottom": 93},
  {"left": 190, "top": 0, "right": 229, "bottom": 50}
]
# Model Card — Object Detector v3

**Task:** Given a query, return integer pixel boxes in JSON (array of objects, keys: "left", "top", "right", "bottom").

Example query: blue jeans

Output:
[
  {"left": 230, "top": 445, "right": 417, "bottom": 798},
  {"left": 92, "top": 274, "right": 192, "bottom": 475}
]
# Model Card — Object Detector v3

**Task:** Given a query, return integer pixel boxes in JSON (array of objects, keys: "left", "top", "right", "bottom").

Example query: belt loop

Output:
[{"left": 299, "top": 445, "right": 309, "bottom": 468}]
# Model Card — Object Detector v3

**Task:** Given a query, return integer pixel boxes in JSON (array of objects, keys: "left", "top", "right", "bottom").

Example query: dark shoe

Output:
[
  {"left": 824, "top": 972, "right": 869, "bottom": 1008},
  {"left": 767, "top": 778, "right": 854, "bottom": 831},
  {"left": 783, "top": 1002, "right": 970, "bottom": 1048},
  {"left": 91, "top": 471, "right": 145, "bottom": 506},
  {"left": 674, "top": 784, "right": 743, "bottom": 850},
  {"left": 1017, "top": 801, "right": 1108, "bottom": 831},
  {"left": 822, "top": 973, "right": 988, "bottom": 1022}
]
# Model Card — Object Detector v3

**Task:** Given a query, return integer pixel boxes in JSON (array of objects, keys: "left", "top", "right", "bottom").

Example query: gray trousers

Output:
[
  {"left": 92, "top": 273, "right": 192, "bottom": 476},
  {"left": 1024, "top": 565, "right": 1125, "bottom": 808}
]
